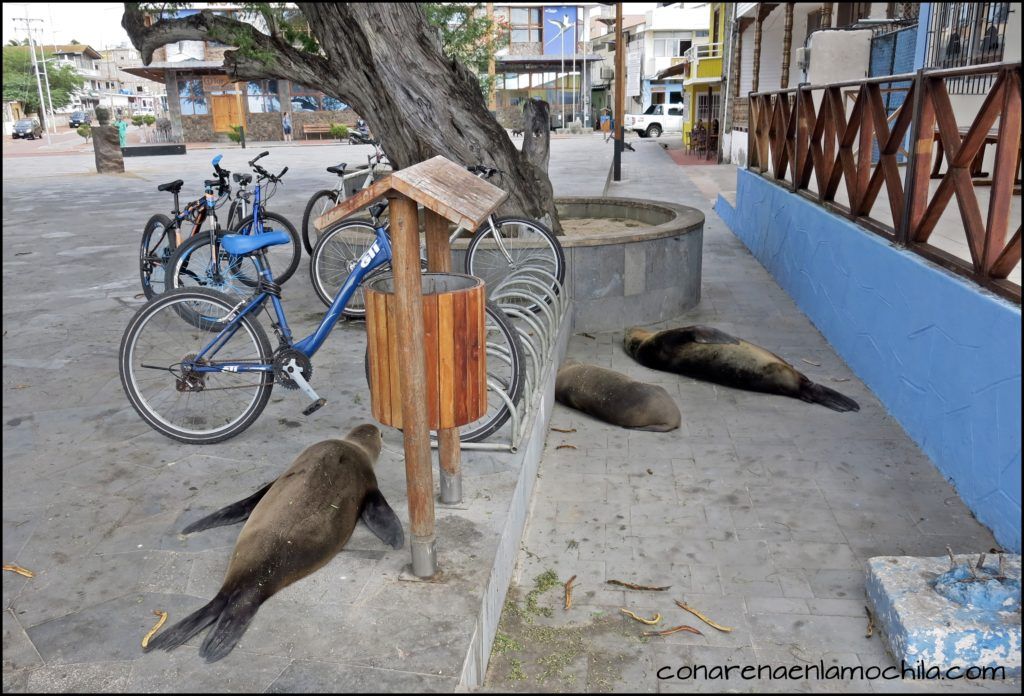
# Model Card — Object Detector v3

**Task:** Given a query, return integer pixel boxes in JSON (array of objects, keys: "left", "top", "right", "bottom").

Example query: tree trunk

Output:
[
  {"left": 122, "top": 3, "right": 560, "bottom": 231},
  {"left": 521, "top": 99, "right": 551, "bottom": 178}
]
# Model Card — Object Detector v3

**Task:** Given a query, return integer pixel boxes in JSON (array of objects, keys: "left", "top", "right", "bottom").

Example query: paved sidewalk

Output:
[{"left": 483, "top": 141, "right": 1017, "bottom": 693}]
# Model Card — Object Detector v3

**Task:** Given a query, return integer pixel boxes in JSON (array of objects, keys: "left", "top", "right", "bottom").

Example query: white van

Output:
[{"left": 623, "top": 104, "right": 686, "bottom": 138}]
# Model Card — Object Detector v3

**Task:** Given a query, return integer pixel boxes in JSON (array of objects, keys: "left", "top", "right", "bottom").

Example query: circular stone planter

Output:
[{"left": 554, "top": 196, "right": 704, "bottom": 332}]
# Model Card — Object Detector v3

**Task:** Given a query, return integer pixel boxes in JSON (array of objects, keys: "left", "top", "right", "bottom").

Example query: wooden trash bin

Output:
[{"left": 365, "top": 272, "right": 487, "bottom": 430}]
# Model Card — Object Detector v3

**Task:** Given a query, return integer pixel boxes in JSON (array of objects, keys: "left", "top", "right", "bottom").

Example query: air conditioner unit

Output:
[
  {"left": 796, "top": 47, "right": 810, "bottom": 71},
  {"left": 600, "top": 67, "right": 615, "bottom": 80}
]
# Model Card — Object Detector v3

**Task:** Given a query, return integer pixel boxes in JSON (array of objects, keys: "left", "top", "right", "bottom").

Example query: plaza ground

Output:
[{"left": 2, "top": 135, "right": 1018, "bottom": 692}]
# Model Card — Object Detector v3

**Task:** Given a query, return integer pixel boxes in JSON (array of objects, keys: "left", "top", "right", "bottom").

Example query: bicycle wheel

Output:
[
  {"left": 464, "top": 216, "right": 566, "bottom": 312},
  {"left": 231, "top": 211, "right": 301, "bottom": 284},
  {"left": 301, "top": 189, "right": 341, "bottom": 255},
  {"left": 119, "top": 288, "right": 274, "bottom": 444},
  {"left": 166, "top": 232, "right": 262, "bottom": 302},
  {"left": 309, "top": 219, "right": 378, "bottom": 315},
  {"left": 362, "top": 302, "right": 525, "bottom": 443},
  {"left": 139, "top": 213, "right": 175, "bottom": 300}
]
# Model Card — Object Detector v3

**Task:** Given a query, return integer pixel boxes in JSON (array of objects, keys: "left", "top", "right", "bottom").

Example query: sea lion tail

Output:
[
  {"left": 144, "top": 592, "right": 230, "bottom": 653},
  {"left": 799, "top": 380, "right": 860, "bottom": 412},
  {"left": 198, "top": 587, "right": 261, "bottom": 663}
]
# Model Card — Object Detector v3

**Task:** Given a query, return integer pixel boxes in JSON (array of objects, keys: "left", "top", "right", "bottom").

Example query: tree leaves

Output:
[{"left": 2, "top": 46, "right": 85, "bottom": 114}]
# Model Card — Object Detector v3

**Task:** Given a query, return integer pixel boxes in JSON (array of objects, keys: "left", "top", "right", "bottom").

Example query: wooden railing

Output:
[{"left": 747, "top": 62, "right": 1022, "bottom": 302}]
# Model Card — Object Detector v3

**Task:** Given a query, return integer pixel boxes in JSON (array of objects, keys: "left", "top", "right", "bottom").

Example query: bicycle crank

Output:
[{"left": 273, "top": 349, "right": 325, "bottom": 416}]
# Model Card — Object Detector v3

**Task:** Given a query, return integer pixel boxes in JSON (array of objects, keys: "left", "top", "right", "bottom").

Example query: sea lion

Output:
[
  {"left": 555, "top": 359, "right": 681, "bottom": 431},
  {"left": 145, "top": 424, "right": 403, "bottom": 663},
  {"left": 623, "top": 325, "right": 860, "bottom": 412}
]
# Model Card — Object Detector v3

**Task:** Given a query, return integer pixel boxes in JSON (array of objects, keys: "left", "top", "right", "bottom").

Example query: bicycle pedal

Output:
[{"left": 302, "top": 398, "right": 327, "bottom": 416}]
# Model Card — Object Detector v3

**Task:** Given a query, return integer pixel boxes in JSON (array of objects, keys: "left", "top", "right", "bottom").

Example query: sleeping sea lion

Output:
[
  {"left": 145, "top": 424, "right": 403, "bottom": 663},
  {"left": 623, "top": 325, "right": 859, "bottom": 412},
  {"left": 555, "top": 359, "right": 681, "bottom": 431}
]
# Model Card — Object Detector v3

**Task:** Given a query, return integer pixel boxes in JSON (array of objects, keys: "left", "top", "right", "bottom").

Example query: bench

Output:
[{"left": 303, "top": 124, "right": 332, "bottom": 140}]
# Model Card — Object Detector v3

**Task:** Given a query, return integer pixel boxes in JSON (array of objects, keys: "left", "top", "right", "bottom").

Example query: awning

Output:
[
  {"left": 121, "top": 60, "right": 227, "bottom": 82},
  {"left": 495, "top": 54, "right": 602, "bottom": 73},
  {"left": 655, "top": 61, "right": 690, "bottom": 80}
]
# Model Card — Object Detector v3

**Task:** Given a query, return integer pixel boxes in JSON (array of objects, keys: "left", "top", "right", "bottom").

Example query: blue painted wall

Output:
[{"left": 716, "top": 170, "right": 1022, "bottom": 552}]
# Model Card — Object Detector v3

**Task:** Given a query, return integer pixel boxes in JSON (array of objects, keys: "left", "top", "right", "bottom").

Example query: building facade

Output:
[
  {"left": 98, "top": 46, "right": 167, "bottom": 116},
  {"left": 122, "top": 7, "right": 356, "bottom": 143}
]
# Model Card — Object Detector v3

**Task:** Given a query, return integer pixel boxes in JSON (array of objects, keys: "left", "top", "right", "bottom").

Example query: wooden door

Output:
[{"left": 211, "top": 94, "right": 242, "bottom": 133}]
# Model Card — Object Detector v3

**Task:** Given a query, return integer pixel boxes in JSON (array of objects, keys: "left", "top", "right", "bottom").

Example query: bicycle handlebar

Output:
[{"left": 248, "top": 150, "right": 270, "bottom": 167}]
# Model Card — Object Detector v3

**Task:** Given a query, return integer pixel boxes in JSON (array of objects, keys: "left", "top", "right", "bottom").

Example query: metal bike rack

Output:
[{"left": 444, "top": 266, "right": 569, "bottom": 453}]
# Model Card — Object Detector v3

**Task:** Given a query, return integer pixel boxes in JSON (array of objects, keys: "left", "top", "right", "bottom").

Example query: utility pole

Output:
[
  {"left": 613, "top": 1, "right": 625, "bottom": 181},
  {"left": 38, "top": 43, "right": 58, "bottom": 135},
  {"left": 14, "top": 12, "right": 52, "bottom": 145}
]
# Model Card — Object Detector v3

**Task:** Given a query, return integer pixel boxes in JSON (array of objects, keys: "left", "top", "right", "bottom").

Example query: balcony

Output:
[{"left": 683, "top": 42, "right": 724, "bottom": 84}]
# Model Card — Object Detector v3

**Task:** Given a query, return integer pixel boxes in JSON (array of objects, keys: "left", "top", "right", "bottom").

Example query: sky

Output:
[{"left": 3, "top": 3, "right": 131, "bottom": 51}]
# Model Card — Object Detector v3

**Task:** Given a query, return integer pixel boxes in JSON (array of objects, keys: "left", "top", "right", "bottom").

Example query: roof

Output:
[
  {"left": 122, "top": 60, "right": 228, "bottom": 82},
  {"left": 495, "top": 54, "right": 601, "bottom": 72},
  {"left": 48, "top": 44, "right": 103, "bottom": 59}
]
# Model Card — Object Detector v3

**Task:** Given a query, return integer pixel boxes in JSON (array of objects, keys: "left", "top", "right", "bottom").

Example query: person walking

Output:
[
  {"left": 116, "top": 116, "right": 128, "bottom": 148},
  {"left": 282, "top": 112, "right": 293, "bottom": 142}
]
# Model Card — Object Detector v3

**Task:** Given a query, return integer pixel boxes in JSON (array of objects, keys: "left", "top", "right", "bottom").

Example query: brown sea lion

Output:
[
  {"left": 145, "top": 424, "right": 403, "bottom": 663},
  {"left": 623, "top": 326, "right": 859, "bottom": 412},
  {"left": 555, "top": 359, "right": 681, "bottom": 431}
]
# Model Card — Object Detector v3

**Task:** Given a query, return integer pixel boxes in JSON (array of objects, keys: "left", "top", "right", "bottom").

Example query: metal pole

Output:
[
  {"left": 387, "top": 192, "right": 438, "bottom": 578},
  {"left": 571, "top": 17, "right": 577, "bottom": 124},
  {"left": 561, "top": 27, "right": 566, "bottom": 127},
  {"left": 39, "top": 51, "right": 57, "bottom": 135},
  {"left": 20, "top": 12, "right": 52, "bottom": 146},
  {"left": 613, "top": 1, "right": 625, "bottom": 181}
]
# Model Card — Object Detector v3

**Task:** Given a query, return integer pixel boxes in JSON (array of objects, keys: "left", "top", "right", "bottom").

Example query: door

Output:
[{"left": 211, "top": 94, "right": 242, "bottom": 133}]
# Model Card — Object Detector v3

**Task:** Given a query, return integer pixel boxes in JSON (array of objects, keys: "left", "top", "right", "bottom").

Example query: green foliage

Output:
[
  {"left": 329, "top": 123, "right": 349, "bottom": 139},
  {"left": 227, "top": 124, "right": 245, "bottom": 143},
  {"left": 131, "top": 115, "right": 145, "bottom": 127},
  {"left": 423, "top": 3, "right": 505, "bottom": 75},
  {"left": 2, "top": 45, "right": 85, "bottom": 115},
  {"left": 76, "top": 124, "right": 91, "bottom": 142},
  {"left": 143, "top": 115, "right": 157, "bottom": 126}
]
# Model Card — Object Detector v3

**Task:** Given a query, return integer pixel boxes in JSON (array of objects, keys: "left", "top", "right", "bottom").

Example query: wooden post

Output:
[
  {"left": 733, "top": 20, "right": 743, "bottom": 99},
  {"left": 752, "top": 4, "right": 764, "bottom": 94},
  {"left": 781, "top": 3, "right": 794, "bottom": 89},
  {"left": 983, "top": 68, "right": 1021, "bottom": 275},
  {"left": 821, "top": 2, "right": 833, "bottom": 29},
  {"left": 388, "top": 192, "right": 437, "bottom": 578},
  {"left": 613, "top": 1, "right": 625, "bottom": 181},
  {"left": 424, "top": 209, "right": 463, "bottom": 505}
]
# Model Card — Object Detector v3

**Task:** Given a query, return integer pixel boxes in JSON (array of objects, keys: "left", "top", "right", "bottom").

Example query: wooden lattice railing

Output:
[{"left": 748, "top": 62, "right": 1022, "bottom": 302}]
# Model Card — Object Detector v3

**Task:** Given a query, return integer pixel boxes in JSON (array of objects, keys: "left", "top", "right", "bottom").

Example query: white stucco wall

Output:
[{"left": 805, "top": 29, "right": 873, "bottom": 85}]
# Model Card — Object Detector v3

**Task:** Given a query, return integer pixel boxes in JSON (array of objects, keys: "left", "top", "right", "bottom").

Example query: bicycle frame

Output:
[{"left": 190, "top": 223, "right": 394, "bottom": 375}]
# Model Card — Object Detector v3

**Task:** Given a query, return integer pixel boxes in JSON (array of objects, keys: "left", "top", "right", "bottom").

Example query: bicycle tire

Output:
[
  {"left": 119, "top": 287, "right": 274, "bottom": 444},
  {"left": 464, "top": 216, "right": 566, "bottom": 313},
  {"left": 301, "top": 189, "right": 341, "bottom": 255},
  {"left": 362, "top": 301, "right": 525, "bottom": 443},
  {"left": 165, "top": 232, "right": 263, "bottom": 301},
  {"left": 309, "top": 219, "right": 379, "bottom": 316},
  {"left": 230, "top": 211, "right": 301, "bottom": 284},
  {"left": 139, "top": 213, "right": 175, "bottom": 300}
]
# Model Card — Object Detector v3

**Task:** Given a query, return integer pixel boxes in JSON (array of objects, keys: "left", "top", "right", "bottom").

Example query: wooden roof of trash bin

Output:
[{"left": 313, "top": 155, "right": 509, "bottom": 232}]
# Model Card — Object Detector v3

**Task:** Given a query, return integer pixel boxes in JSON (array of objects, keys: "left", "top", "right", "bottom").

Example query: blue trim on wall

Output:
[
  {"left": 914, "top": 4, "right": 932, "bottom": 70},
  {"left": 715, "top": 170, "right": 1022, "bottom": 552}
]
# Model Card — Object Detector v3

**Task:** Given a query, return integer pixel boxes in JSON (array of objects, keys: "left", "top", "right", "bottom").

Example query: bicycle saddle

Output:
[
  {"left": 232, "top": 172, "right": 252, "bottom": 186},
  {"left": 157, "top": 179, "right": 184, "bottom": 194},
  {"left": 326, "top": 163, "right": 347, "bottom": 175},
  {"left": 220, "top": 230, "right": 292, "bottom": 256},
  {"left": 369, "top": 201, "right": 388, "bottom": 219}
]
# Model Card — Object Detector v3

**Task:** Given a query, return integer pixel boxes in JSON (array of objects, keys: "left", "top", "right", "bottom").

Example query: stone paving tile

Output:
[{"left": 267, "top": 661, "right": 458, "bottom": 692}]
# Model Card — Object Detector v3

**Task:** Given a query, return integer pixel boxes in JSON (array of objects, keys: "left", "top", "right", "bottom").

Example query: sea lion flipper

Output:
[
  {"left": 799, "top": 380, "right": 860, "bottom": 412},
  {"left": 198, "top": 587, "right": 261, "bottom": 663},
  {"left": 144, "top": 591, "right": 230, "bottom": 653},
  {"left": 360, "top": 490, "right": 405, "bottom": 550},
  {"left": 686, "top": 326, "right": 741, "bottom": 345},
  {"left": 181, "top": 481, "right": 275, "bottom": 535}
]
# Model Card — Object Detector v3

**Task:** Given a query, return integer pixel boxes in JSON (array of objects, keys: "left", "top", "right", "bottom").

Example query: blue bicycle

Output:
[
  {"left": 119, "top": 202, "right": 525, "bottom": 444},
  {"left": 164, "top": 150, "right": 301, "bottom": 300}
]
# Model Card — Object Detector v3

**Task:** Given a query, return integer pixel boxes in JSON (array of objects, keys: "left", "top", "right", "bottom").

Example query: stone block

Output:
[
  {"left": 92, "top": 126, "right": 124, "bottom": 173},
  {"left": 865, "top": 554, "right": 1021, "bottom": 676}
]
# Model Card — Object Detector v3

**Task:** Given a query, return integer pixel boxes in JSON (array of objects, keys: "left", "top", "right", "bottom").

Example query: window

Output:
[
  {"left": 247, "top": 80, "right": 280, "bottom": 113},
  {"left": 177, "top": 79, "right": 208, "bottom": 115},
  {"left": 289, "top": 84, "right": 348, "bottom": 112},
  {"left": 927, "top": 2, "right": 1011, "bottom": 93},
  {"left": 510, "top": 7, "right": 541, "bottom": 43},
  {"left": 836, "top": 3, "right": 871, "bottom": 27}
]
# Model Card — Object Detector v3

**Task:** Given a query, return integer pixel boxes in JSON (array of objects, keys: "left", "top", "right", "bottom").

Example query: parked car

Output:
[
  {"left": 623, "top": 104, "right": 686, "bottom": 138},
  {"left": 12, "top": 119, "right": 43, "bottom": 140},
  {"left": 69, "top": 111, "right": 92, "bottom": 128}
]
